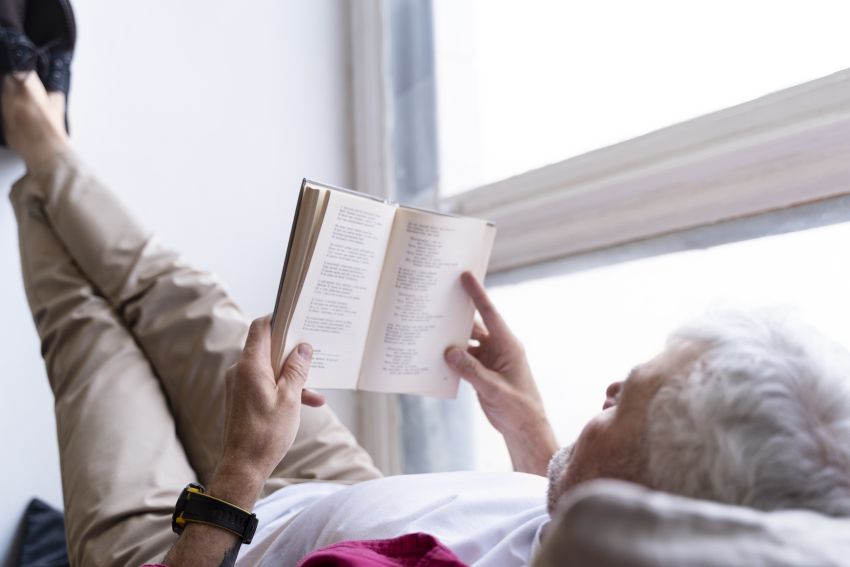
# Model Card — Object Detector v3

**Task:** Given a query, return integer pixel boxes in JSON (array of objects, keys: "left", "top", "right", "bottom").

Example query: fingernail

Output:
[
  {"left": 298, "top": 344, "right": 313, "bottom": 359},
  {"left": 446, "top": 347, "right": 463, "bottom": 365}
]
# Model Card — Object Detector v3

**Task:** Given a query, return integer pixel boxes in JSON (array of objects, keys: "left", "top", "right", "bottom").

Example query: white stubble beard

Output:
[{"left": 546, "top": 443, "right": 576, "bottom": 514}]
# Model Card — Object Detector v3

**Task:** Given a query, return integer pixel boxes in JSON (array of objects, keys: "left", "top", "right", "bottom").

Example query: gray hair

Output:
[{"left": 646, "top": 309, "right": 850, "bottom": 516}]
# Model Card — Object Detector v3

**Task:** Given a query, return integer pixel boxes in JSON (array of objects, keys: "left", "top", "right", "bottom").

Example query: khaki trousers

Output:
[{"left": 10, "top": 151, "right": 382, "bottom": 567}]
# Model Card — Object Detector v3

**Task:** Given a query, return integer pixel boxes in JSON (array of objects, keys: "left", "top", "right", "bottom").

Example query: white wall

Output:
[{"left": 0, "top": 1, "right": 357, "bottom": 562}]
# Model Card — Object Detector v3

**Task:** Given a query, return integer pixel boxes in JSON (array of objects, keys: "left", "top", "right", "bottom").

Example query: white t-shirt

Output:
[{"left": 237, "top": 471, "right": 550, "bottom": 567}]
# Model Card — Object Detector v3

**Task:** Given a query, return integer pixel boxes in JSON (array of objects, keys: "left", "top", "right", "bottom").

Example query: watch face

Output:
[
  {"left": 172, "top": 488, "right": 189, "bottom": 535},
  {"left": 172, "top": 483, "right": 205, "bottom": 535},
  {"left": 171, "top": 483, "right": 256, "bottom": 544}
]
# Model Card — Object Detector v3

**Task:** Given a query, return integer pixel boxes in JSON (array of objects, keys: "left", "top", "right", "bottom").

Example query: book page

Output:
[
  {"left": 359, "top": 208, "right": 496, "bottom": 398},
  {"left": 283, "top": 191, "right": 396, "bottom": 389},
  {"left": 270, "top": 186, "right": 326, "bottom": 375}
]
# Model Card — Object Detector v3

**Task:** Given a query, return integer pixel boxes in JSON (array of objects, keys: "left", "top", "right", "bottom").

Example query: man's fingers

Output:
[
  {"left": 282, "top": 345, "right": 322, "bottom": 406},
  {"left": 279, "top": 343, "right": 313, "bottom": 388},
  {"left": 225, "top": 364, "right": 237, "bottom": 394},
  {"left": 445, "top": 346, "right": 496, "bottom": 394},
  {"left": 461, "top": 272, "right": 509, "bottom": 337},
  {"left": 243, "top": 315, "right": 273, "bottom": 361},
  {"left": 471, "top": 320, "right": 489, "bottom": 342},
  {"left": 223, "top": 364, "right": 237, "bottom": 433},
  {"left": 301, "top": 389, "right": 326, "bottom": 407}
]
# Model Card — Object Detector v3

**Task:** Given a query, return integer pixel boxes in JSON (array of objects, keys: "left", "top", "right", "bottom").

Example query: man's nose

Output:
[
  {"left": 606, "top": 381, "right": 623, "bottom": 399},
  {"left": 603, "top": 381, "right": 623, "bottom": 410}
]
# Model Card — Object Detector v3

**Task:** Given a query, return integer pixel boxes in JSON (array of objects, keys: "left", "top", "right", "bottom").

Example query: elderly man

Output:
[{"left": 6, "top": 14, "right": 850, "bottom": 567}]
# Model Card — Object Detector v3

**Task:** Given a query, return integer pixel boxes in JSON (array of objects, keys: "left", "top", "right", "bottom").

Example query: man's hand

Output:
[
  {"left": 164, "top": 316, "right": 318, "bottom": 567},
  {"left": 218, "top": 315, "right": 322, "bottom": 487},
  {"left": 445, "top": 272, "right": 558, "bottom": 476}
]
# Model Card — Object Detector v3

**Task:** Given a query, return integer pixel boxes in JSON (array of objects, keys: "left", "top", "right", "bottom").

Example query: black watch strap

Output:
[{"left": 172, "top": 483, "right": 258, "bottom": 545}]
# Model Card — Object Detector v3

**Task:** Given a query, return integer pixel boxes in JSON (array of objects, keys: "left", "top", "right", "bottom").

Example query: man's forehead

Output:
[{"left": 635, "top": 340, "right": 705, "bottom": 384}]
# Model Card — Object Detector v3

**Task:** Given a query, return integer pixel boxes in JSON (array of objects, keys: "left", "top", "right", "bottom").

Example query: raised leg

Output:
[
  {"left": 11, "top": 158, "right": 192, "bottom": 567},
  {"left": 7, "top": 71, "right": 380, "bottom": 494}
]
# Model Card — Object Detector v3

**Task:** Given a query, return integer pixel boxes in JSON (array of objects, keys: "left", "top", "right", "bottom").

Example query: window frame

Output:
[
  {"left": 442, "top": 68, "right": 850, "bottom": 273},
  {"left": 350, "top": 0, "right": 417, "bottom": 475},
  {"left": 348, "top": 0, "right": 850, "bottom": 470}
]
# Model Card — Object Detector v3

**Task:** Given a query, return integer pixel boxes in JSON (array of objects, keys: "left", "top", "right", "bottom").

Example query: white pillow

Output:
[{"left": 533, "top": 479, "right": 850, "bottom": 567}]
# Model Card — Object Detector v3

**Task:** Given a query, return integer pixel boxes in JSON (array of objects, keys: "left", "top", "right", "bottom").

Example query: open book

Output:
[{"left": 270, "top": 180, "right": 496, "bottom": 399}]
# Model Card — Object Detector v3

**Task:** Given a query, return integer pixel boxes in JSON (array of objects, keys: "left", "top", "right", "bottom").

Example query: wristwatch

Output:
[{"left": 172, "top": 483, "right": 258, "bottom": 545}]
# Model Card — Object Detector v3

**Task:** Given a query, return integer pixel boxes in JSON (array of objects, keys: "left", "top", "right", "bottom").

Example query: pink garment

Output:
[
  {"left": 140, "top": 533, "right": 466, "bottom": 567},
  {"left": 296, "top": 533, "right": 468, "bottom": 567}
]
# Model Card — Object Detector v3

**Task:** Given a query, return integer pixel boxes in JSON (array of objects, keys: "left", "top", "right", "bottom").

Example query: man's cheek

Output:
[
  {"left": 576, "top": 412, "right": 610, "bottom": 449},
  {"left": 565, "top": 413, "right": 613, "bottom": 476}
]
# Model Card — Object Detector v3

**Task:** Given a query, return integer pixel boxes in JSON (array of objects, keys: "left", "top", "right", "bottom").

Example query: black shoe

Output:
[
  {"left": 0, "top": 0, "right": 25, "bottom": 30},
  {"left": 25, "top": 0, "right": 74, "bottom": 129},
  {"left": 0, "top": 0, "right": 37, "bottom": 146}
]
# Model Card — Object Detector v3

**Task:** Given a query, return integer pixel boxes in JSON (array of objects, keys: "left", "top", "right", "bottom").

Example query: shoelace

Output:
[
  {"left": 0, "top": 28, "right": 67, "bottom": 75},
  {"left": 34, "top": 37, "right": 64, "bottom": 74}
]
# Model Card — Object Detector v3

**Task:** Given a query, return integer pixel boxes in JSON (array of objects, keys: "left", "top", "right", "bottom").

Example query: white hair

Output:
[{"left": 646, "top": 308, "right": 850, "bottom": 516}]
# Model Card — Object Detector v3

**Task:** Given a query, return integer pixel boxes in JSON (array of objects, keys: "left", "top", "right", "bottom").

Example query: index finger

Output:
[
  {"left": 460, "top": 271, "right": 510, "bottom": 337},
  {"left": 243, "top": 315, "right": 272, "bottom": 362}
]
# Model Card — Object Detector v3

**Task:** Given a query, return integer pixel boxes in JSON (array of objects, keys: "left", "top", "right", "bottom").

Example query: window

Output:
[
  {"left": 472, "top": 212, "right": 850, "bottom": 470},
  {"left": 349, "top": 0, "right": 850, "bottom": 474},
  {"left": 434, "top": 0, "right": 850, "bottom": 196}
]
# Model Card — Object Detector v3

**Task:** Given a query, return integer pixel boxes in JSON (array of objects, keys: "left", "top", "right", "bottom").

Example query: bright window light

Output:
[
  {"left": 472, "top": 221, "right": 850, "bottom": 470},
  {"left": 434, "top": 0, "right": 850, "bottom": 196}
]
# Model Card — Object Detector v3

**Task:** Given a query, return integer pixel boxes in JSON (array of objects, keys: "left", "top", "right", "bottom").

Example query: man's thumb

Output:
[
  {"left": 280, "top": 343, "right": 313, "bottom": 385},
  {"left": 445, "top": 347, "right": 492, "bottom": 388}
]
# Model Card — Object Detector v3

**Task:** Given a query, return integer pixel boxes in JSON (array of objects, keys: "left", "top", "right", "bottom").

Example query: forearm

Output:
[
  {"left": 503, "top": 418, "right": 559, "bottom": 477},
  {"left": 162, "top": 463, "right": 265, "bottom": 567},
  {"left": 159, "top": 319, "right": 311, "bottom": 566}
]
